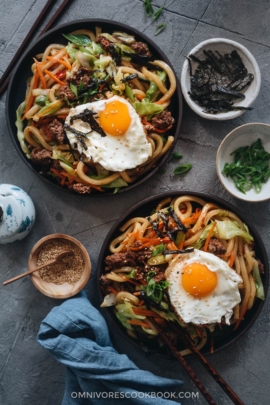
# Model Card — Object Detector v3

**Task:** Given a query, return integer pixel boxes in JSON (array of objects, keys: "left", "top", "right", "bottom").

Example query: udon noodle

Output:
[
  {"left": 16, "top": 27, "right": 177, "bottom": 194},
  {"left": 99, "top": 195, "right": 265, "bottom": 355}
]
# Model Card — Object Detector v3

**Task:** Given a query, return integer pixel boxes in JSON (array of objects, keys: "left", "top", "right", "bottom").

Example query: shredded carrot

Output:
[
  {"left": 133, "top": 292, "right": 141, "bottom": 296},
  {"left": 56, "top": 114, "right": 68, "bottom": 119},
  {"left": 99, "top": 82, "right": 107, "bottom": 92},
  {"left": 154, "top": 317, "right": 166, "bottom": 325},
  {"left": 127, "top": 319, "right": 149, "bottom": 328},
  {"left": 132, "top": 308, "right": 160, "bottom": 317},
  {"left": 229, "top": 251, "right": 235, "bottom": 268},
  {"left": 153, "top": 125, "right": 173, "bottom": 134},
  {"left": 59, "top": 171, "right": 103, "bottom": 191},
  {"left": 46, "top": 55, "right": 71, "bottom": 70},
  {"left": 167, "top": 241, "right": 178, "bottom": 250},
  {"left": 233, "top": 305, "right": 247, "bottom": 331},
  {"left": 179, "top": 240, "right": 185, "bottom": 250},
  {"left": 121, "top": 276, "right": 140, "bottom": 285},
  {"left": 210, "top": 337, "right": 214, "bottom": 354},
  {"left": 34, "top": 58, "right": 47, "bottom": 89},
  {"left": 203, "top": 221, "right": 216, "bottom": 252},
  {"left": 108, "top": 286, "right": 119, "bottom": 295},
  {"left": 136, "top": 93, "right": 145, "bottom": 101},
  {"left": 138, "top": 236, "right": 171, "bottom": 244},
  {"left": 182, "top": 208, "right": 202, "bottom": 224},
  {"left": 45, "top": 69, "right": 65, "bottom": 85},
  {"left": 22, "top": 69, "right": 39, "bottom": 120},
  {"left": 195, "top": 327, "right": 203, "bottom": 339},
  {"left": 50, "top": 168, "right": 65, "bottom": 179}
]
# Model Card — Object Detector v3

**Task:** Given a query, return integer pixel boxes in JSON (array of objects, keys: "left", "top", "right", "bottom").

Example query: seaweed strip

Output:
[
  {"left": 160, "top": 211, "right": 174, "bottom": 241},
  {"left": 64, "top": 124, "right": 88, "bottom": 150},
  {"left": 121, "top": 73, "right": 138, "bottom": 83},
  {"left": 147, "top": 216, "right": 164, "bottom": 238},
  {"left": 70, "top": 109, "right": 107, "bottom": 137},
  {"left": 168, "top": 207, "right": 187, "bottom": 233}
]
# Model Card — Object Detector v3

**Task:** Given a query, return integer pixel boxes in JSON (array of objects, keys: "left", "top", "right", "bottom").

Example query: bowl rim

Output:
[
  {"left": 181, "top": 37, "right": 261, "bottom": 121},
  {"left": 6, "top": 18, "right": 183, "bottom": 197},
  {"left": 28, "top": 233, "right": 91, "bottom": 298},
  {"left": 96, "top": 190, "right": 269, "bottom": 357},
  {"left": 216, "top": 122, "right": 270, "bottom": 202}
]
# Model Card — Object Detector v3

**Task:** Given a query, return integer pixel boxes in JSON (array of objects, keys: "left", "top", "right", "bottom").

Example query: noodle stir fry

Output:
[
  {"left": 99, "top": 195, "right": 265, "bottom": 355},
  {"left": 16, "top": 27, "right": 177, "bottom": 194}
]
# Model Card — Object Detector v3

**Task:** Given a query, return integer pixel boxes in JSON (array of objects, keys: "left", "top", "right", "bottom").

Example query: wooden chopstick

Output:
[
  {"left": 0, "top": 0, "right": 72, "bottom": 96},
  {"left": 151, "top": 318, "right": 245, "bottom": 405}
]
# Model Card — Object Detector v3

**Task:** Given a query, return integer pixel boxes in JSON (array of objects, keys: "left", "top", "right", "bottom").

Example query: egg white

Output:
[
  {"left": 165, "top": 249, "right": 243, "bottom": 325},
  {"left": 65, "top": 95, "right": 152, "bottom": 172}
]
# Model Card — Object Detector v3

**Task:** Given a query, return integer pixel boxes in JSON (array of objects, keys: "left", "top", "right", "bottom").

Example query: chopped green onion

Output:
[
  {"left": 143, "top": 0, "right": 154, "bottom": 16},
  {"left": 174, "top": 163, "right": 192, "bottom": 175},
  {"left": 155, "top": 23, "right": 166, "bottom": 36},
  {"left": 152, "top": 244, "right": 165, "bottom": 256},
  {"left": 222, "top": 138, "right": 270, "bottom": 194},
  {"left": 153, "top": 7, "right": 163, "bottom": 20},
  {"left": 172, "top": 152, "right": 183, "bottom": 159}
]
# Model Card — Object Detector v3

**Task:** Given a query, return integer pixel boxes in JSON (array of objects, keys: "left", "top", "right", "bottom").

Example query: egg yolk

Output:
[
  {"left": 99, "top": 100, "right": 131, "bottom": 136},
  {"left": 182, "top": 263, "right": 217, "bottom": 298}
]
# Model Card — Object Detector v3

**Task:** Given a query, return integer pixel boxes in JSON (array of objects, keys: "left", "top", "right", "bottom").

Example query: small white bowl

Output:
[
  {"left": 216, "top": 123, "right": 270, "bottom": 202},
  {"left": 181, "top": 38, "right": 261, "bottom": 120}
]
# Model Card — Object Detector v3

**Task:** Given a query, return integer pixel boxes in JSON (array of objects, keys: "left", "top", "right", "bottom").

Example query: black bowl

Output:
[
  {"left": 97, "top": 191, "right": 269, "bottom": 356},
  {"left": 6, "top": 19, "right": 182, "bottom": 196}
]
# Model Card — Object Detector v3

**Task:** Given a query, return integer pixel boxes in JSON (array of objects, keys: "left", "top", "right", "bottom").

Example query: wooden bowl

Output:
[{"left": 28, "top": 234, "right": 91, "bottom": 298}]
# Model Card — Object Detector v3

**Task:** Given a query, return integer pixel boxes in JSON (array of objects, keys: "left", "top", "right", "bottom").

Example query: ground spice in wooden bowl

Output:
[
  {"left": 28, "top": 234, "right": 91, "bottom": 298},
  {"left": 37, "top": 240, "right": 85, "bottom": 284}
]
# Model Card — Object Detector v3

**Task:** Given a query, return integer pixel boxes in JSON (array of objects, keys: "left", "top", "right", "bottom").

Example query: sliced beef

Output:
[
  {"left": 57, "top": 85, "right": 77, "bottom": 101},
  {"left": 153, "top": 271, "right": 166, "bottom": 283},
  {"left": 131, "top": 41, "right": 151, "bottom": 57},
  {"left": 68, "top": 183, "right": 92, "bottom": 194},
  {"left": 30, "top": 147, "right": 52, "bottom": 165},
  {"left": 151, "top": 111, "right": 174, "bottom": 130},
  {"left": 105, "top": 251, "right": 137, "bottom": 271},
  {"left": 208, "top": 238, "right": 226, "bottom": 255},
  {"left": 67, "top": 67, "right": 92, "bottom": 88},
  {"left": 47, "top": 119, "right": 65, "bottom": 144},
  {"left": 136, "top": 248, "right": 152, "bottom": 262},
  {"left": 51, "top": 159, "right": 62, "bottom": 171},
  {"left": 96, "top": 36, "right": 112, "bottom": 51}
]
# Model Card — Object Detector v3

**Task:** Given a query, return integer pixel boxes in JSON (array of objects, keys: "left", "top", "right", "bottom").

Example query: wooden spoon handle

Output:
[{"left": 3, "top": 259, "right": 56, "bottom": 285}]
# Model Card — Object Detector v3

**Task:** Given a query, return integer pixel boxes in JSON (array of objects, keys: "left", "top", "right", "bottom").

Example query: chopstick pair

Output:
[
  {"left": 0, "top": 0, "right": 72, "bottom": 96},
  {"left": 151, "top": 318, "right": 245, "bottom": 405}
]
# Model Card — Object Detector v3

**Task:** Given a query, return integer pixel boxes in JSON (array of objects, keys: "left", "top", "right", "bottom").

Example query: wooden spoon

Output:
[{"left": 3, "top": 250, "right": 74, "bottom": 285}]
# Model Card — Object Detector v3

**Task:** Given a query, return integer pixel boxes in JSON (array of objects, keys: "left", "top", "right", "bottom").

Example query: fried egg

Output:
[
  {"left": 165, "top": 249, "right": 242, "bottom": 325},
  {"left": 65, "top": 95, "right": 152, "bottom": 171}
]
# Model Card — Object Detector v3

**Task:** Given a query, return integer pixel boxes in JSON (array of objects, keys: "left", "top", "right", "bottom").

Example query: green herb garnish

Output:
[
  {"left": 172, "top": 151, "right": 183, "bottom": 159},
  {"left": 152, "top": 244, "right": 165, "bottom": 256},
  {"left": 155, "top": 23, "right": 166, "bottom": 36},
  {"left": 174, "top": 163, "right": 192, "bottom": 175},
  {"left": 143, "top": 0, "right": 154, "bottom": 16},
  {"left": 153, "top": 7, "right": 163, "bottom": 20},
  {"left": 141, "top": 271, "right": 170, "bottom": 302},
  {"left": 222, "top": 138, "right": 270, "bottom": 194}
]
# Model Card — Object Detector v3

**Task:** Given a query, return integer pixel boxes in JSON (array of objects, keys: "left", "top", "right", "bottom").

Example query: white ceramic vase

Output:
[{"left": 0, "top": 184, "right": 36, "bottom": 244}]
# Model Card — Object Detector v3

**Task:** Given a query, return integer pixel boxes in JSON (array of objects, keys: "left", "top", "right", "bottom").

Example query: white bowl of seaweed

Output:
[
  {"left": 181, "top": 38, "right": 261, "bottom": 120},
  {"left": 216, "top": 123, "right": 270, "bottom": 202}
]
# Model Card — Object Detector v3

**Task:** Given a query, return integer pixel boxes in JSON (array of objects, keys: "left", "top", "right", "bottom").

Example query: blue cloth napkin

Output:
[{"left": 37, "top": 291, "right": 183, "bottom": 405}]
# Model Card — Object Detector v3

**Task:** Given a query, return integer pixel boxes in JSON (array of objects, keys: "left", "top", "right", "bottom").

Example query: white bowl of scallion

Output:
[{"left": 216, "top": 123, "right": 270, "bottom": 202}]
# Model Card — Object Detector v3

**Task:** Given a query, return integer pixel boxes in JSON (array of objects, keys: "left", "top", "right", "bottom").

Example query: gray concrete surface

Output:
[{"left": 0, "top": 1, "right": 270, "bottom": 404}]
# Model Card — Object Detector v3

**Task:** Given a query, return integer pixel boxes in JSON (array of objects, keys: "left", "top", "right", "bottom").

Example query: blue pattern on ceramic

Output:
[
  {"left": 0, "top": 184, "right": 35, "bottom": 244},
  {"left": 18, "top": 215, "right": 35, "bottom": 233},
  {"left": 6, "top": 204, "right": 13, "bottom": 216}
]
